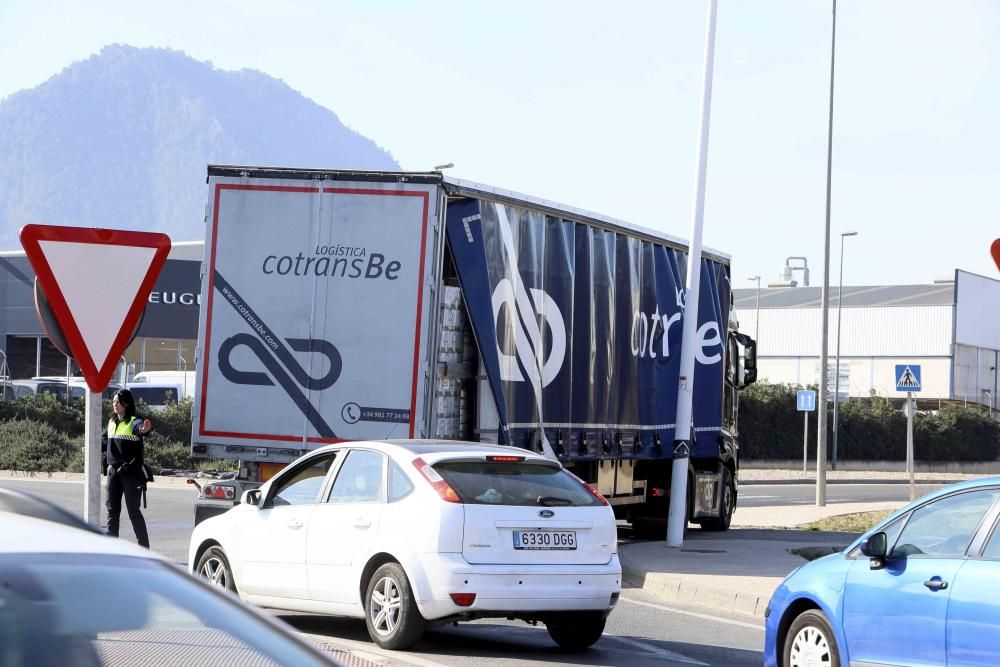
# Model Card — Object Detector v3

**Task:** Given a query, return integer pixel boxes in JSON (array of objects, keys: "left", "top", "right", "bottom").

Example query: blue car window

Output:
[
  {"left": 891, "top": 489, "right": 1000, "bottom": 558},
  {"left": 982, "top": 521, "right": 1000, "bottom": 559}
]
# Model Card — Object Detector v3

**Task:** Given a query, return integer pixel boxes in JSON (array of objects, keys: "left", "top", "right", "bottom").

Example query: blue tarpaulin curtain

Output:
[{"left": 445, "top": 199, "right": 730, "bottom": 460}]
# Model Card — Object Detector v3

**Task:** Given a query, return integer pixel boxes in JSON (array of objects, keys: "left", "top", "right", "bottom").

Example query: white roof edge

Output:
[{"left": 442, "top": 176, "right": 732, "bottom": 265}]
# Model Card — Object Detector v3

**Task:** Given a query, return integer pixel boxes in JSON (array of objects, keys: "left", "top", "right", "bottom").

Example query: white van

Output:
[
  {"left": 130, "top": 371, "right": 195, "bottom": 400},
  {"left": 125, "top": 382, "right": 184, "bottom": 411}
]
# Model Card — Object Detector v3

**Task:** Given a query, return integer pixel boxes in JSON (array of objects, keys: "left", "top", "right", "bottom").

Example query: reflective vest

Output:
[{"left": 106, "top": 416, "right": 142, "bottom": 468}]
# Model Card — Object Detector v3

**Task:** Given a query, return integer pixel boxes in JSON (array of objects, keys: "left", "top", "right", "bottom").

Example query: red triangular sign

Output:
[
  {"left": 19, "top": 225, "right": 171, "bottom": 392},
  {"left": 992, "top": 239, "right": 1000, "bottom": 274}
]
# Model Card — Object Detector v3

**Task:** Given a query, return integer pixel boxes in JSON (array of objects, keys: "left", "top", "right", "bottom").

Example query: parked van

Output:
[
  {"left": 131, "top": 371, "right": 194, "bottom": 400},
  {"left": 125, "top": 382, "right": 184, "bottom": 411}
]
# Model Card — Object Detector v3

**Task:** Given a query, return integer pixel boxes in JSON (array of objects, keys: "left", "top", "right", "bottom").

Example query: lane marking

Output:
[
  {"left": 611, "top": 635, "right": 709, "bottom": 665},
  {"left": 620, "top": 595, "right": 764, "bottom": 631}
]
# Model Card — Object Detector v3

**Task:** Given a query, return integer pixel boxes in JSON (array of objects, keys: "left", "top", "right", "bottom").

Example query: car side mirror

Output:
[
  {"left": 860, "top": 531, "right": 888, "bottom": 569},
  {"left": 241, "top": 489, "right": 261, "bottom": 507}
]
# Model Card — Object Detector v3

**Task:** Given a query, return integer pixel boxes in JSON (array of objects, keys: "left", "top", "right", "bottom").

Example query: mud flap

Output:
[{"left": 692, "top": 471, "right": 721, "bottom": 520}]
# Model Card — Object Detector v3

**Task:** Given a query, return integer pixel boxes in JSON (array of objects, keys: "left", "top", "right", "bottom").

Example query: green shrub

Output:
[
  {"left": 740, "top": 383, "right": 1000, "bottom": 462},
  {"left": 0, "top": 419, "right": 78, "bottom": 472},
  {"left": 140, "top": 398, "right": 193, "bottom": 444},
  {"left": 0, "top": 394, "right": 86, "bottom": 437}
]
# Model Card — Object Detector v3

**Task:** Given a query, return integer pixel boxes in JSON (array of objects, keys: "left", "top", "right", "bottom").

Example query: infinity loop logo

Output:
[{"left": 214, "top": 271, "right": 341, "bottom": 437}]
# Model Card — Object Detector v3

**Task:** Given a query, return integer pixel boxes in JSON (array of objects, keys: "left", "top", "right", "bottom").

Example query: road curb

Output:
[{"left": 619, "top": 543, "right": 770, "bottom": 619}]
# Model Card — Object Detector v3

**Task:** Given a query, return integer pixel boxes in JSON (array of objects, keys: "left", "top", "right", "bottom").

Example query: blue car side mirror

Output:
[{"left": 861, "top": 531, "right": 889, "bottom": 569}]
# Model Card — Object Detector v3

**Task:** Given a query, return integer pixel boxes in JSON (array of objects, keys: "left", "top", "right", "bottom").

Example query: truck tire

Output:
[
  {"left": 365, "top": 562, "right": 426, "bottom": 650},
  {"left": 196, "top": 545, "right": 237, "bottom": 593},
  {"left": 546, "top": 612, "right": 606, "bottom": 650},
  {"left": 700, "top": 467, "right": 735, "bottom": 531}
]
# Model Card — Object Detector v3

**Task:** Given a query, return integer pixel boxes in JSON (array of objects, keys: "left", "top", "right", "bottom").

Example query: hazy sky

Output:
[{"left": 2, "top": 0, "right": 997, "bottom": 287}]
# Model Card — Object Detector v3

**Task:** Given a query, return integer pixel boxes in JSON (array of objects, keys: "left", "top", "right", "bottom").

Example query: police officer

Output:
[{"left": 106, "top": 389, "right": 153, "bottom": 548}]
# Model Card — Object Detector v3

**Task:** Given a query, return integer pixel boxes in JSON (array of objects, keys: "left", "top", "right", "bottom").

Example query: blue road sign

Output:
[
  {"left": 895, "top": 364, "right": 922, "bottom": 392},
  {"left": 797, "top": 390, "right": 817, "bottom": 412}
]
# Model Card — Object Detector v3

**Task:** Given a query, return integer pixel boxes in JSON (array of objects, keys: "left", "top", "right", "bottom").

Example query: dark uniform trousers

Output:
[{"left": 106, "top": 466, "right": 150, "bottom": 548}]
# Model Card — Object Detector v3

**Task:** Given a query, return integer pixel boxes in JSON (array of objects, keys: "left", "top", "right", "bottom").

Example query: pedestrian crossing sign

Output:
[{"left": 895, "top": 365, "right": 922, "bottom": 392}]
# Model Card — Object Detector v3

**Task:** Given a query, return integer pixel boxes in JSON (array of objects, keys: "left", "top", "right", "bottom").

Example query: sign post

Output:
[
  {"left": 19, "top": 225, "right": 170, "bottom": 525},
  {"left": 895, "top": 364, "right": 922, "bottom": 501},
  {"left": 797, "top": 390, "right": 816, "bottom": 472}
]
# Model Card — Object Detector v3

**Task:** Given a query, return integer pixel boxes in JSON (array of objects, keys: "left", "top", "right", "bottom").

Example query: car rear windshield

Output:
[{"left": 433, "top": 461, "right": 600, "bottom": 507}]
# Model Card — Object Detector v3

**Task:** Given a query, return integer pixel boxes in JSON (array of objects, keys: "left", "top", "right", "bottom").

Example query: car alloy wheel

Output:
[
  {"left": 200, "top": 556, "right": 229, "bottom": 589},
  {"left": 364, "top": 562, "right": 426, "bottom": 650},
  {"left": 195, "top": 546, "right": 236, "bottom": 593},
  {"left": 789, "top": 624, "right": 833, "bottom": 667},
  {"left": 370, "top": 575, "right": 402, "bottom": 636}
]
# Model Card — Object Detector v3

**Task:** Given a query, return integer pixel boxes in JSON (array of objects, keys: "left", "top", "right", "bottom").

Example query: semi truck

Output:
[{"left": 190, "top": 165, "right": 757, "bottom": 534}]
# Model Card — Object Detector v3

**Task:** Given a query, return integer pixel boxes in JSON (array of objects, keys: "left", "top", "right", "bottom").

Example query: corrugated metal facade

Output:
[{"left": 737, "top": 305, "right": 954, "bottom": 357}]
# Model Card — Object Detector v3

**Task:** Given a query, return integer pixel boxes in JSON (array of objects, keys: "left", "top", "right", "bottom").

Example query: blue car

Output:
[{"left": 764, "top": 477, "right": 1000, "bottom": 667}]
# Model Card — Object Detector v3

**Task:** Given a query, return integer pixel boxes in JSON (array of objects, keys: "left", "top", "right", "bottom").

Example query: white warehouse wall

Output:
[{"left": 737, "top": 305, "right": 953, "bottom": 358}]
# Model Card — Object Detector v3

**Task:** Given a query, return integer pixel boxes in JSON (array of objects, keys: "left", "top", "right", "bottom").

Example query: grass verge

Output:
[{"left": 800, "top": 509, "right": 894, "bottom": 534}]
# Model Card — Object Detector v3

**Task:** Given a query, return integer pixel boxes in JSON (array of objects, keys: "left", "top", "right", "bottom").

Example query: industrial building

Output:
[{"left": 733, "top": 269, "right": 1000, "bottom": 410}]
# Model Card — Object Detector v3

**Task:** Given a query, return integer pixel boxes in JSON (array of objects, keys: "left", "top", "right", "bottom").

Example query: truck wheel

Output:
[
  {"left": 196, "top": 546, "right": 237, "bottom": 593},
  {"left": 784, "top": 609, "right": 840, "bottom": 667},
  {"left": 546, "top": 612, "right": 606, "bottom": 650},
  {"left": 365, "top": 562, "right": 426, "bottom": 650},
  {"left": 700, "top": 467, "right": 734, "bottom": 531}
]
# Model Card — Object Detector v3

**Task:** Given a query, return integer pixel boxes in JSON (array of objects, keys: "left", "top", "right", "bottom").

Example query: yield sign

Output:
[{"left": 19, "top": 225, "right": 171, "bottom": 392}]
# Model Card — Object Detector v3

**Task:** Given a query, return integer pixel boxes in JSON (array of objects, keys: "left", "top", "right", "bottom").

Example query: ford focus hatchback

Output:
[{"left": 189, "top": 440, "right": 621, "bottom": 650}]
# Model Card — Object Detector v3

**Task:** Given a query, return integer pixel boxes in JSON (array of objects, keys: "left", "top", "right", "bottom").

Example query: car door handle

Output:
[
  {"left": 924, "top": 577, "right": 949, "bottom": 591},
  {"left": 353, "top": 518, "right": 371, "bottom": 529},
  {"left": 287, "top": 519, "right": 304, "bottom": 530}
]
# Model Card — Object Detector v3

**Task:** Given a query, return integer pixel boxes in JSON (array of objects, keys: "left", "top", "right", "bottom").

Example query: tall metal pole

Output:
[
  {"left": 832, "top": 231, "right": 856, "bottom": 471},
  {"left": 906, "top": 392, "right": 915, "bottom": 501},
  {"left": 667, "top": 0, "right": 718, "bottom": 547},
  {"left": 816, "top": 0, "right": 838, "bottom": 507},
  {"left": 748, "top": 276, "right": 761, "bottom": 343}
]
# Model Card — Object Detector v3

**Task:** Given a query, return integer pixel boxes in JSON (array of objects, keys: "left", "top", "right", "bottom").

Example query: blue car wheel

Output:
[{"left": 783, "top": 609, "right": 840, "bottom": 667}]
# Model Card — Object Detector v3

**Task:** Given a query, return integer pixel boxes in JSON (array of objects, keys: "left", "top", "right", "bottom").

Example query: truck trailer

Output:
[{"left": 190, "top": 166, "right": 757, "bottom": 534}]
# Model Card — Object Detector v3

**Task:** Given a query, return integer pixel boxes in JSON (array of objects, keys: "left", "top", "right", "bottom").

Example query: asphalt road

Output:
[
  {"left": 739, "top": 482, "right": 947, "bottom": 507},
  {"left": 1, "top": 477, "right": 766, "bottom": 666}
]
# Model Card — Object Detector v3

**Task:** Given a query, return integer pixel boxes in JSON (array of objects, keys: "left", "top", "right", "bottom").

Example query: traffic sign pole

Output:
[
  {"left": 907, "top": 392, "right": 915, "bottom": 501},
  {"left": 84, "top": 389, "right": 103, "bottom": 526},
  {"left": 803, "top": 411, "right": 809, "bottom": 472}
]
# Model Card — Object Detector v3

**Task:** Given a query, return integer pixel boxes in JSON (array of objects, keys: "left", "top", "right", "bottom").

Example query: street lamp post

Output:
[
  {"left": 748, "top": 276, "right": 761, "bottom": 343},
  {"left": 816, "top": 0, "right": 838, "bottom": 507},
  {"left": 832, "top": 231, "right": 857, "bottom": 471}
]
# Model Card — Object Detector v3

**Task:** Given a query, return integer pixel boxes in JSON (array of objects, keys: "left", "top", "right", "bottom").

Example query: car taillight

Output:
[
  {"left": 412, "top": 457, "right": 461, "bottom": 503},
  {"left": 563, "top": 470, "right": 609, "bottom": 506},
  {"left": 202, "top": 484, "right": 235, "bottom": 500},
  {"left": 450, "top": 593, "right": 476, "bottom": 607},
  {"left": 486, "top": 455, "right": 524, "bottom": 462}
]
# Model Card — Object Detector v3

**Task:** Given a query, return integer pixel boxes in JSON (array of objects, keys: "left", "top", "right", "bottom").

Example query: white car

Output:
[{"left": 188, "top": 440, "right": 621, "bottom": 650}]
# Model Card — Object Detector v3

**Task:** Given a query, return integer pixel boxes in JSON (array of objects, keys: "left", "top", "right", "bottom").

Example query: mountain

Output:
[{"left": 0, "top": 45, "right": 400, "bottom": 248}]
